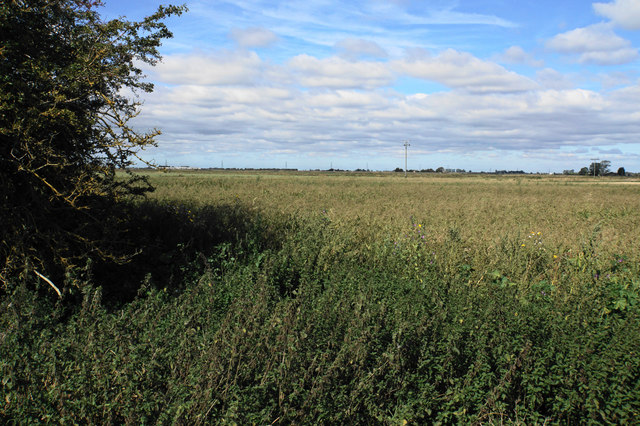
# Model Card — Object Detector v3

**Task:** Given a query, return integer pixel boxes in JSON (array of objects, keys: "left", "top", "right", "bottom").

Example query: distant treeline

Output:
[{"left": 132, "top": 167, "right": 637, "bottom": 176}]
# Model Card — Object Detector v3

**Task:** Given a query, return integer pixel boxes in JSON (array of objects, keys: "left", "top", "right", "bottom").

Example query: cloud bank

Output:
[
  {"left": 116, "top": 0, "right": 640, "bottom": 171},
  {"left": 136, "top": 46, "right": 640, "bottom": 170}
]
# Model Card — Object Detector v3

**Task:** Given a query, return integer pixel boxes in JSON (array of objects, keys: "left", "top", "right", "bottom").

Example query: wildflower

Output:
[
  {"left": 521, "top": 243, "right": 526, "bottom": 247},
  {"left": 553, "top": 254, "right": 558, "bottom": 259}
]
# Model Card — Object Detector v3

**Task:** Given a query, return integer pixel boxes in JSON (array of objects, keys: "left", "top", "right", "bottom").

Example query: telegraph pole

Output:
[
  {"left": 590, "top": 158, "right": 599, "bottom": 177},
  {"left": 403, "top": 140, "right": 410, "bottom": 178}
]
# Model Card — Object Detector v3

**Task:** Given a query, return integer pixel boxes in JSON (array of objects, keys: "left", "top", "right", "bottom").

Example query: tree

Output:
[
  {"left": 618, "top": 167, "right": 626, "bottom": 176},
  {"left": 588, "top": 160, "right": 611, "bottom": 176},
  {"left": 578, "top": 167, "right": 589, "bottom": 175},
  {"left": 1, "top": 0, "right": 186, "bottom": 293}
]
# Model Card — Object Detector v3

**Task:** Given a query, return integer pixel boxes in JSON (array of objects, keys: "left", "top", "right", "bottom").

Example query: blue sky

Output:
[{"left": 101, "top": 0, "right": 640, "bottom": 172}]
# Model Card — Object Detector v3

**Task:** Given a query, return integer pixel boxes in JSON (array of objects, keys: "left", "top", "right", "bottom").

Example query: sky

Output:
[{"left": 100, "top": 0, "right": 640, "bottom": 172}]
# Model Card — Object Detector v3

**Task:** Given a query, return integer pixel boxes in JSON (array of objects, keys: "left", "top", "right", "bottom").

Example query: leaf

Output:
[{"left": 613, "top": 299, "right": 628, "bottom": 311}]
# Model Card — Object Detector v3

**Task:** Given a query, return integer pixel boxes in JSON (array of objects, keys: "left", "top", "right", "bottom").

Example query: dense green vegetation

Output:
[{"left": 2, "top": 171, "right": 640, "bottom": 423}]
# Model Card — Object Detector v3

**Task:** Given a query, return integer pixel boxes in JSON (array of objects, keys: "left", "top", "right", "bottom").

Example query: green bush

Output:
[{"left": 2, "top": 204, "right": 639, "bottom": 423}]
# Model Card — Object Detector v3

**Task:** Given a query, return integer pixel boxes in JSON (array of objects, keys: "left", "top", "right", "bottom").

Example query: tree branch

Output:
[{"left": 34, "top": 270, "right": 62, "bottom": 298}]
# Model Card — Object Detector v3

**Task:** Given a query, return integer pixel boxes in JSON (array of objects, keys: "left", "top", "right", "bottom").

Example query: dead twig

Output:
[{"left": 34, "top": 270, "right": 62, "bottom": 298}]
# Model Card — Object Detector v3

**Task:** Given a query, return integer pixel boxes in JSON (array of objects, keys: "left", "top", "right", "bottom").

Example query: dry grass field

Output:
[{"left": 147, "top": 170, "right": 640, "bottom": 256}]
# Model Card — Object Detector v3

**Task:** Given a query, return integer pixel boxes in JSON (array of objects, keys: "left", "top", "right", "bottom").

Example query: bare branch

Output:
[{"left": 34, "top": 270, "right": 62, "bottom": 298}]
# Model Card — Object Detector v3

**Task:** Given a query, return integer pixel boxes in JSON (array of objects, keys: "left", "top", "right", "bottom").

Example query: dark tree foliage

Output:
[
  {"left": 588, "top": 160, "right": 611, "bottom": 176},
  {"left": 0, "top": 0, "right": 186, "bottom": 293}
]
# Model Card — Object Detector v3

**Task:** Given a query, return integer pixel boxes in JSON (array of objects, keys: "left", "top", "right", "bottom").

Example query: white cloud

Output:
[
  {"left": 609, "top": 81, "right": 640, "bottom": 109},
  {"left": 392, "top": 49, "right": 538, "bottom": 93},
  {"left": 162, "top": 86, "right": 293, "bottom": 108},
  {"left": 410, "top": 5, "right": 517, "bottom": 27},
  {"left": 578, "top": 48, "right": 639, "bottom": 65},
  {"left": 155, "top": 51, "right": 265, "bottom": 85},
  {"left": 593, "top": 0, "right": 640, "bottom": 30},
  {"left": 598, "top": 71, "right": 636, "bottom": 88},
  {"left": 535, "top": 68, "right": 576, "bottom": 90},
  {"left": 534, "top": 89, "right": 607, "bottom": 112},
  {"left": 229, "top": 27, "right": 279, "bottom": 48},
  {"left": 303, "top": 90, "right": 390, "bottom": 109},
  {"left": 546, "top": 23, "right": 638, "bottom": 65},
  {"left": 335, "top": 38, "right": 388, "bottom": 60},
  {"left": 547, "top": 23, "right": 627, "bottom": 52},
  {"left": 288, "top": 55, "right": 394, "bottom": 89},
  {"left": 497, "top": 46, "right": 544, "bottom": 67}
]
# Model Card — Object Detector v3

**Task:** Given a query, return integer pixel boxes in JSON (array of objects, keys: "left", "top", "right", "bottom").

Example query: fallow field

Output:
[{"left": 3, "top": 170, "right": 640, "bottom": 423}]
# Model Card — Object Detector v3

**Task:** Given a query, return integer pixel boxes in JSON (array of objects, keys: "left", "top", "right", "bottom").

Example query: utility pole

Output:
[
  {"left": 403, "top": 140, "right": 410, "bottom": 178},
  {"left": 590, "top": 158, "right": 599, "bottom": 177}
]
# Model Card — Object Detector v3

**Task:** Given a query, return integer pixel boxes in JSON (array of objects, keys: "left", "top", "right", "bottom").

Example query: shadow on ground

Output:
[{"left": 89, "top": 200, "right": 283, "bottom": 307}]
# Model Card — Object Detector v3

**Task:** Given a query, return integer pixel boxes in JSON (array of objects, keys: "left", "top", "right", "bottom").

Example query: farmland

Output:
[{"left": 3, "top": 170, "right": 640, "bottom": 423}]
